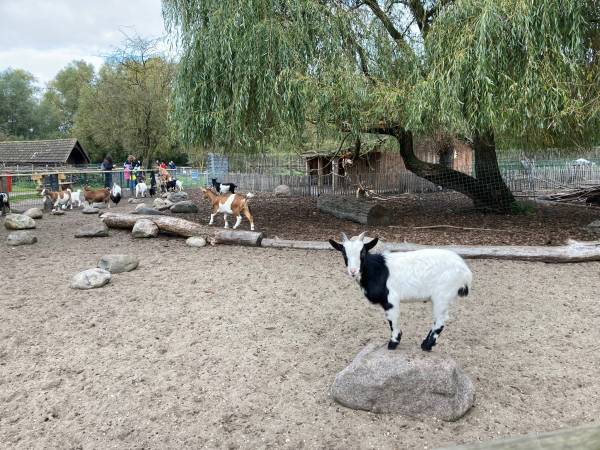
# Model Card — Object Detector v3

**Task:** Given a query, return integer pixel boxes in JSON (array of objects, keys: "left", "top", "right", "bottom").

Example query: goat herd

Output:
[{"left": 1, "top": 176, "right": 476, "bottom": 354}]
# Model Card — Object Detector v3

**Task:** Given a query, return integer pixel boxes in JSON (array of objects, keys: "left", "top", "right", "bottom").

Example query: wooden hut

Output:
[{"left": 0, "top": 138, "right": 91, "bottom": 168}]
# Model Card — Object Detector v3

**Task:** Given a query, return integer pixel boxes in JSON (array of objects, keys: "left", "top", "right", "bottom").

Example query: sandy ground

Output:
[{"left": 1, "top": 204, "right": 599, "bottom": 449}]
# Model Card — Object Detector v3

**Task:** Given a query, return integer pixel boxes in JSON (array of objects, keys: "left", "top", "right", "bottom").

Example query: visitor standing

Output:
[{"left": 101, "top": 154, "right": 114, "bottom": 188}]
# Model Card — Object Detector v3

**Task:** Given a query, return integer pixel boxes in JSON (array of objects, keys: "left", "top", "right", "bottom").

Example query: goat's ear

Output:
[
  {"left": 364, "top": 237, "right": 379, "bottom": 251},
  {"left": 329, "top": 239, "right": 344, "bottom": 252}
]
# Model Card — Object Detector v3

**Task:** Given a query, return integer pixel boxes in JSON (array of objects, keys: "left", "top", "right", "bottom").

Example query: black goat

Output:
[{"left": 211, "top": 178, "right": 237, "bottom": 194}]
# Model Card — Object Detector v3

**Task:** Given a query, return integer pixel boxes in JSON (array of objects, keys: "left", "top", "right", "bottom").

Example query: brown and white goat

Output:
[
  {"left": 83, "top": 185, "right": 111, "bottom": 208},
  {"left": 201, "top": 188, "right": 255, "bottom": 231},
  {"left": 41, "top": 188, "right": 72, "bottom": 211}
]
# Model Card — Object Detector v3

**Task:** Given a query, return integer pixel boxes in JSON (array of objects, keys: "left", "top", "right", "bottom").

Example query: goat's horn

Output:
[
  {"left": 358, "top": 232, "right": 367, "bottom": 241},
  {"left": 340, "top": 232, "right": 349, "bottom": 242}
]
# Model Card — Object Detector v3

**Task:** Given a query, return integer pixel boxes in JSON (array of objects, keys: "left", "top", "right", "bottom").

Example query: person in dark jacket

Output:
[{"left": 101, "top": 154, "right": 114, "bottom": 188}]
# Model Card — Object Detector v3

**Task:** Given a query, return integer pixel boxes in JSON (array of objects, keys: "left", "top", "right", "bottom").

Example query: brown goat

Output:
[
  {"left": 201, "top": 188, "right": 255, "bottom": 230},
  {"left": 83, "top": 185, "right": 111, "bottom": 208}
]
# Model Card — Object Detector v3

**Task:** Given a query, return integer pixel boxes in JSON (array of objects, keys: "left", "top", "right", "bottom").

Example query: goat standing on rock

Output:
[{"left": 329, "top": 232, "right": 472, "bottom": 351}]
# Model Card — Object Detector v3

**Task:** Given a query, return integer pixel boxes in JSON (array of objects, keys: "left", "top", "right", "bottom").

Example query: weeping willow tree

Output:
[{"left": 163, "top": 0, "right": 599, "bottom": 212}]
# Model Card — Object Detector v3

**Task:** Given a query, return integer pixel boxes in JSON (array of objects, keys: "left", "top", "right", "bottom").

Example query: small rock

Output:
[
  {"left": 132, "top": 219, "right": 159, "bottom": 238},
  {"left": 132, "top": 207, "right": 163, "bottom": 215},
  {"left": 97, "top": 254, "right": 139, "bottom": 273},
  {"left": 128, "top": 198, "right": 144, "bottom": 204},
  {"left": 274, "top": 184, "right": 291, "bottom": 197},
  {"left": 170, "top": 200, "right": 198, "bottom": 213},
  {"left": 71, "top": 268, "right": 111, "bottom": 290},
  {"left": 186, "top": 236, "right": 207, "bottom": 248},
  {"left": 91, "top": 202, "right": 107, "bottom": 209},
  {"left": 6, "top": 231, "right": 37, "bottom": 246},
  {"left": 82, "top": 207, "right": 100, "bottom": 214},
  {"left": 23, "top": 208, "right": 43, "bottom": 219},
  {"left": 167, "top": 191, "right": 188, "bottom": 203},
  {"left": 134, "top": 203, "right": 148, "bottom": 212},
  {"left": 331, "top": 342, "right": 475, "bottom": 421},
  {"left": 51, "top": 210, "right": 65, "bottom": 216},
  {"left": 153, "top": 198, "right": 174, "bottom": 211},
  {"left": 75, "top": 223, "right": 109, "bottom": 238},
  {"left": 584, "top": 220, "right": 600, "bottom": 233},
  {"left": 4, "top": 214, "right": 36, "bottom": 230}
]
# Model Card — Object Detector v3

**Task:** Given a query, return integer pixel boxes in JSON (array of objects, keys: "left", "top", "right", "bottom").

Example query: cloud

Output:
[{"left": 0, "top": 0, "right": 167, "bottom": 85}]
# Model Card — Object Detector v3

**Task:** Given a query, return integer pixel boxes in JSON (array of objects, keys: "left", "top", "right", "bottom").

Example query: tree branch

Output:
[{"left": 364, "top": 0, "right": 403, "bottom": 41}]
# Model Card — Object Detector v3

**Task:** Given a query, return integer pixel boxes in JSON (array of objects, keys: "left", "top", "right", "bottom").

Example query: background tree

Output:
[
  {"left": 43, "top": 60, "right": 94, "bottom": 135},
  {"left": 0, "top": 68, "right": 40, "bottom": 139},
  {"left": 163, "top": 0, "right": 600, "bottom": 212},
  {"left": 75, "top": 35, "right": 176, "bottom": 165}
]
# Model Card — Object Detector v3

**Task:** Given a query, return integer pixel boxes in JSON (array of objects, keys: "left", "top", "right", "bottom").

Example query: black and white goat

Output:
[
  {"left": 329, "top": 232, "right": 472, "bottom": 351},
  {"left": 110, "top": 183, "right": 122, "bottom": 205},
  {"left": 0, "top": 192, "right": 9, "bottom": 215},
  {"left": 211, "top": 178, "right": 236, "bottom": 194}
]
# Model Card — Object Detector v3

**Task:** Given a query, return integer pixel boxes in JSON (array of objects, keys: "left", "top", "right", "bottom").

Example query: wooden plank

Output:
[
  {"left": 438, "top": 423, "right": 600, "bottom": 450},
  {"left": 261, "top": 238, "right": 331, "bottom": 250}
]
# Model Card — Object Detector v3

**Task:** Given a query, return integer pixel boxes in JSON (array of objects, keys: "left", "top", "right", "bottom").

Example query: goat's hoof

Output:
[
  {"left": 387, "top": 340, "right": 399, "bottom": 350},
  {"left": 420, "top": 340, "right": 436, "bottom": 352}
]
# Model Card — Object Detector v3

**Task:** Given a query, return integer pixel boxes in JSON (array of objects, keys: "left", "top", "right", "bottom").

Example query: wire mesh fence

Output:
[{"left": 2, "top": 156, "right": 600, "bottom": 211}]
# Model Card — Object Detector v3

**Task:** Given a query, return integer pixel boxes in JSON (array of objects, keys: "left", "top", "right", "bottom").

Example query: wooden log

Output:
[
  {"left": 440, "top": 424, "right": 600, "bottom": 450},
  {"left": 317, "top": 195, "right": 392, "bottom": 226},
  {"left": 261, "top": 237, "right": 600, "bottom": 263},
  {"left": 261, "top": 238, "right": 331, "bottom": 250},
  {"left": 213, "top": 230, "right": 264, "bottom": 246},
  {"left": 384, "top": 240, "right": 600, "bottom": 263},
  {"left": 101, "top": 212, "right": 206, "bottom": 237}
]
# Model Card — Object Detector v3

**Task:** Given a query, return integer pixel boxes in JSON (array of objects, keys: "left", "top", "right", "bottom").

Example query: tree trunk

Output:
[{"left": 395, "top": 128, "right": 516, "bottom": 213}]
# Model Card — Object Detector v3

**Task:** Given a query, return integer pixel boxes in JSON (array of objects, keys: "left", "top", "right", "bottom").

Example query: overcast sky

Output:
[{"left": 0, "top": 0, "right": 167, "bottom": 86}]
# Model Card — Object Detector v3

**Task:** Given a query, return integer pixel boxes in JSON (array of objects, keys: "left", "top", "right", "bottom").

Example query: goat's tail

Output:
[{"left": 457, "top": 268, "right": 473, "bottom": 297}]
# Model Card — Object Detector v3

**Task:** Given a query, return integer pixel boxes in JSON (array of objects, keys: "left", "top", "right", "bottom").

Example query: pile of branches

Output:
[{"left": 542, "top": 186, "right": 600, "bottom": 205}]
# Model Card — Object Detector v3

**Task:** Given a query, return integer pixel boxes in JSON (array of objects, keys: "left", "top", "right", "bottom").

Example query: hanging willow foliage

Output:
[{"left": 163, "top": 0, "right": 599, "bottom": 157}]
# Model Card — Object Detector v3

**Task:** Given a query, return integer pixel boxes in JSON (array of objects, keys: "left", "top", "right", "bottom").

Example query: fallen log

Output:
[
  {"left": 317, "top": 196, "right": 392, "bottom": 226},
  {"left": 101, "top": 212, "right": 206, "bottom": 237},
  {"left": 262, "top": 237, "right": 600, "bottom": 263},
  {"left": 213, "top": 230, "right": 264, "bottom": 247},
  {"left": 440, "top": 423, "right": 600, "bottom": 450},
  {"left": 384, "top": 240, "right": 600, "bottom": 263}
]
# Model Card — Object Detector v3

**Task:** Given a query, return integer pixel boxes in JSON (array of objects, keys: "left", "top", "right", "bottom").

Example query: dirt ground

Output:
[
  {"left": 1, "top": 201, "right": 599, "bottom": 449},
  {"left": 188, "top": 190, "right": 600, "bottom": 246}
]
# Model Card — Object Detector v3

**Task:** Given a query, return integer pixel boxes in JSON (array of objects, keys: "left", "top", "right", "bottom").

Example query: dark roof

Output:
[{"left": 0, "top": 138, "right": 90, "bottom": 164}]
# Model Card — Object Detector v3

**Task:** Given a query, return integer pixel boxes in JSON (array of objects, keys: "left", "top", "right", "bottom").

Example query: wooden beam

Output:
[{"left": 439, "top": 424, "right": 600, "bottom": 450}]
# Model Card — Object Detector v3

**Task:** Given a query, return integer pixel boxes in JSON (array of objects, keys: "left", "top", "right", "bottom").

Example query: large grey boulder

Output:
[
  {"left": 71, "top": 268, "right": 111, "bottom": 290},
  {"left": 4, "top": 214, "right": 36, "bottom": 230},
  {"left": 274, "top": 184, "right": 291, "bottom": 197},
  {"left": 97, "top": 254, "right": 139, "bottom": 273},
  {"left": 132, "top": 207, "right": 163, "bottom": 215},
  {"left": 7, "top": 231, "right": 37, "bottom": 246},
  {"left": 186, "top": 236, "right": 207, "bottom": 248},
  {"left": 152, "top": 198, "right": 173, "bottom": 211},
  {"left": 331, "top": 343, "right": 475, "bottom": 421},
  {"left": 75, "top": 223, "right": 109, "bottom": 238},
  {"left": 584, "top": 220, "right": 600, "bottom": 233},
  {"left": 132, "top": 219, "right": 159, "bottom": 238},
  {"left": 23, "top": 208, "right": 43, "bottom": 219},
  {"left": 82, "top": 207, "right": 100, "bottom": 214},
  {"left": 170, "top": 200, "right": 198, "bottom": 213},
  {"left": 167, "top": 191, "right": 188, "bottom": 203}
]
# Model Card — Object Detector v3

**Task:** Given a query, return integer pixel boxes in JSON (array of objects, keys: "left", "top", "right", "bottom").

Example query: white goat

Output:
[
  {"left": 70, "top": 189, "right": 83, "bottom": 208},
  {"left": 135, "top": 182, "right": 148, "bottom": 198},
  {"left": 329, "top": 232, "right": 472, "bottom": 351}
]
